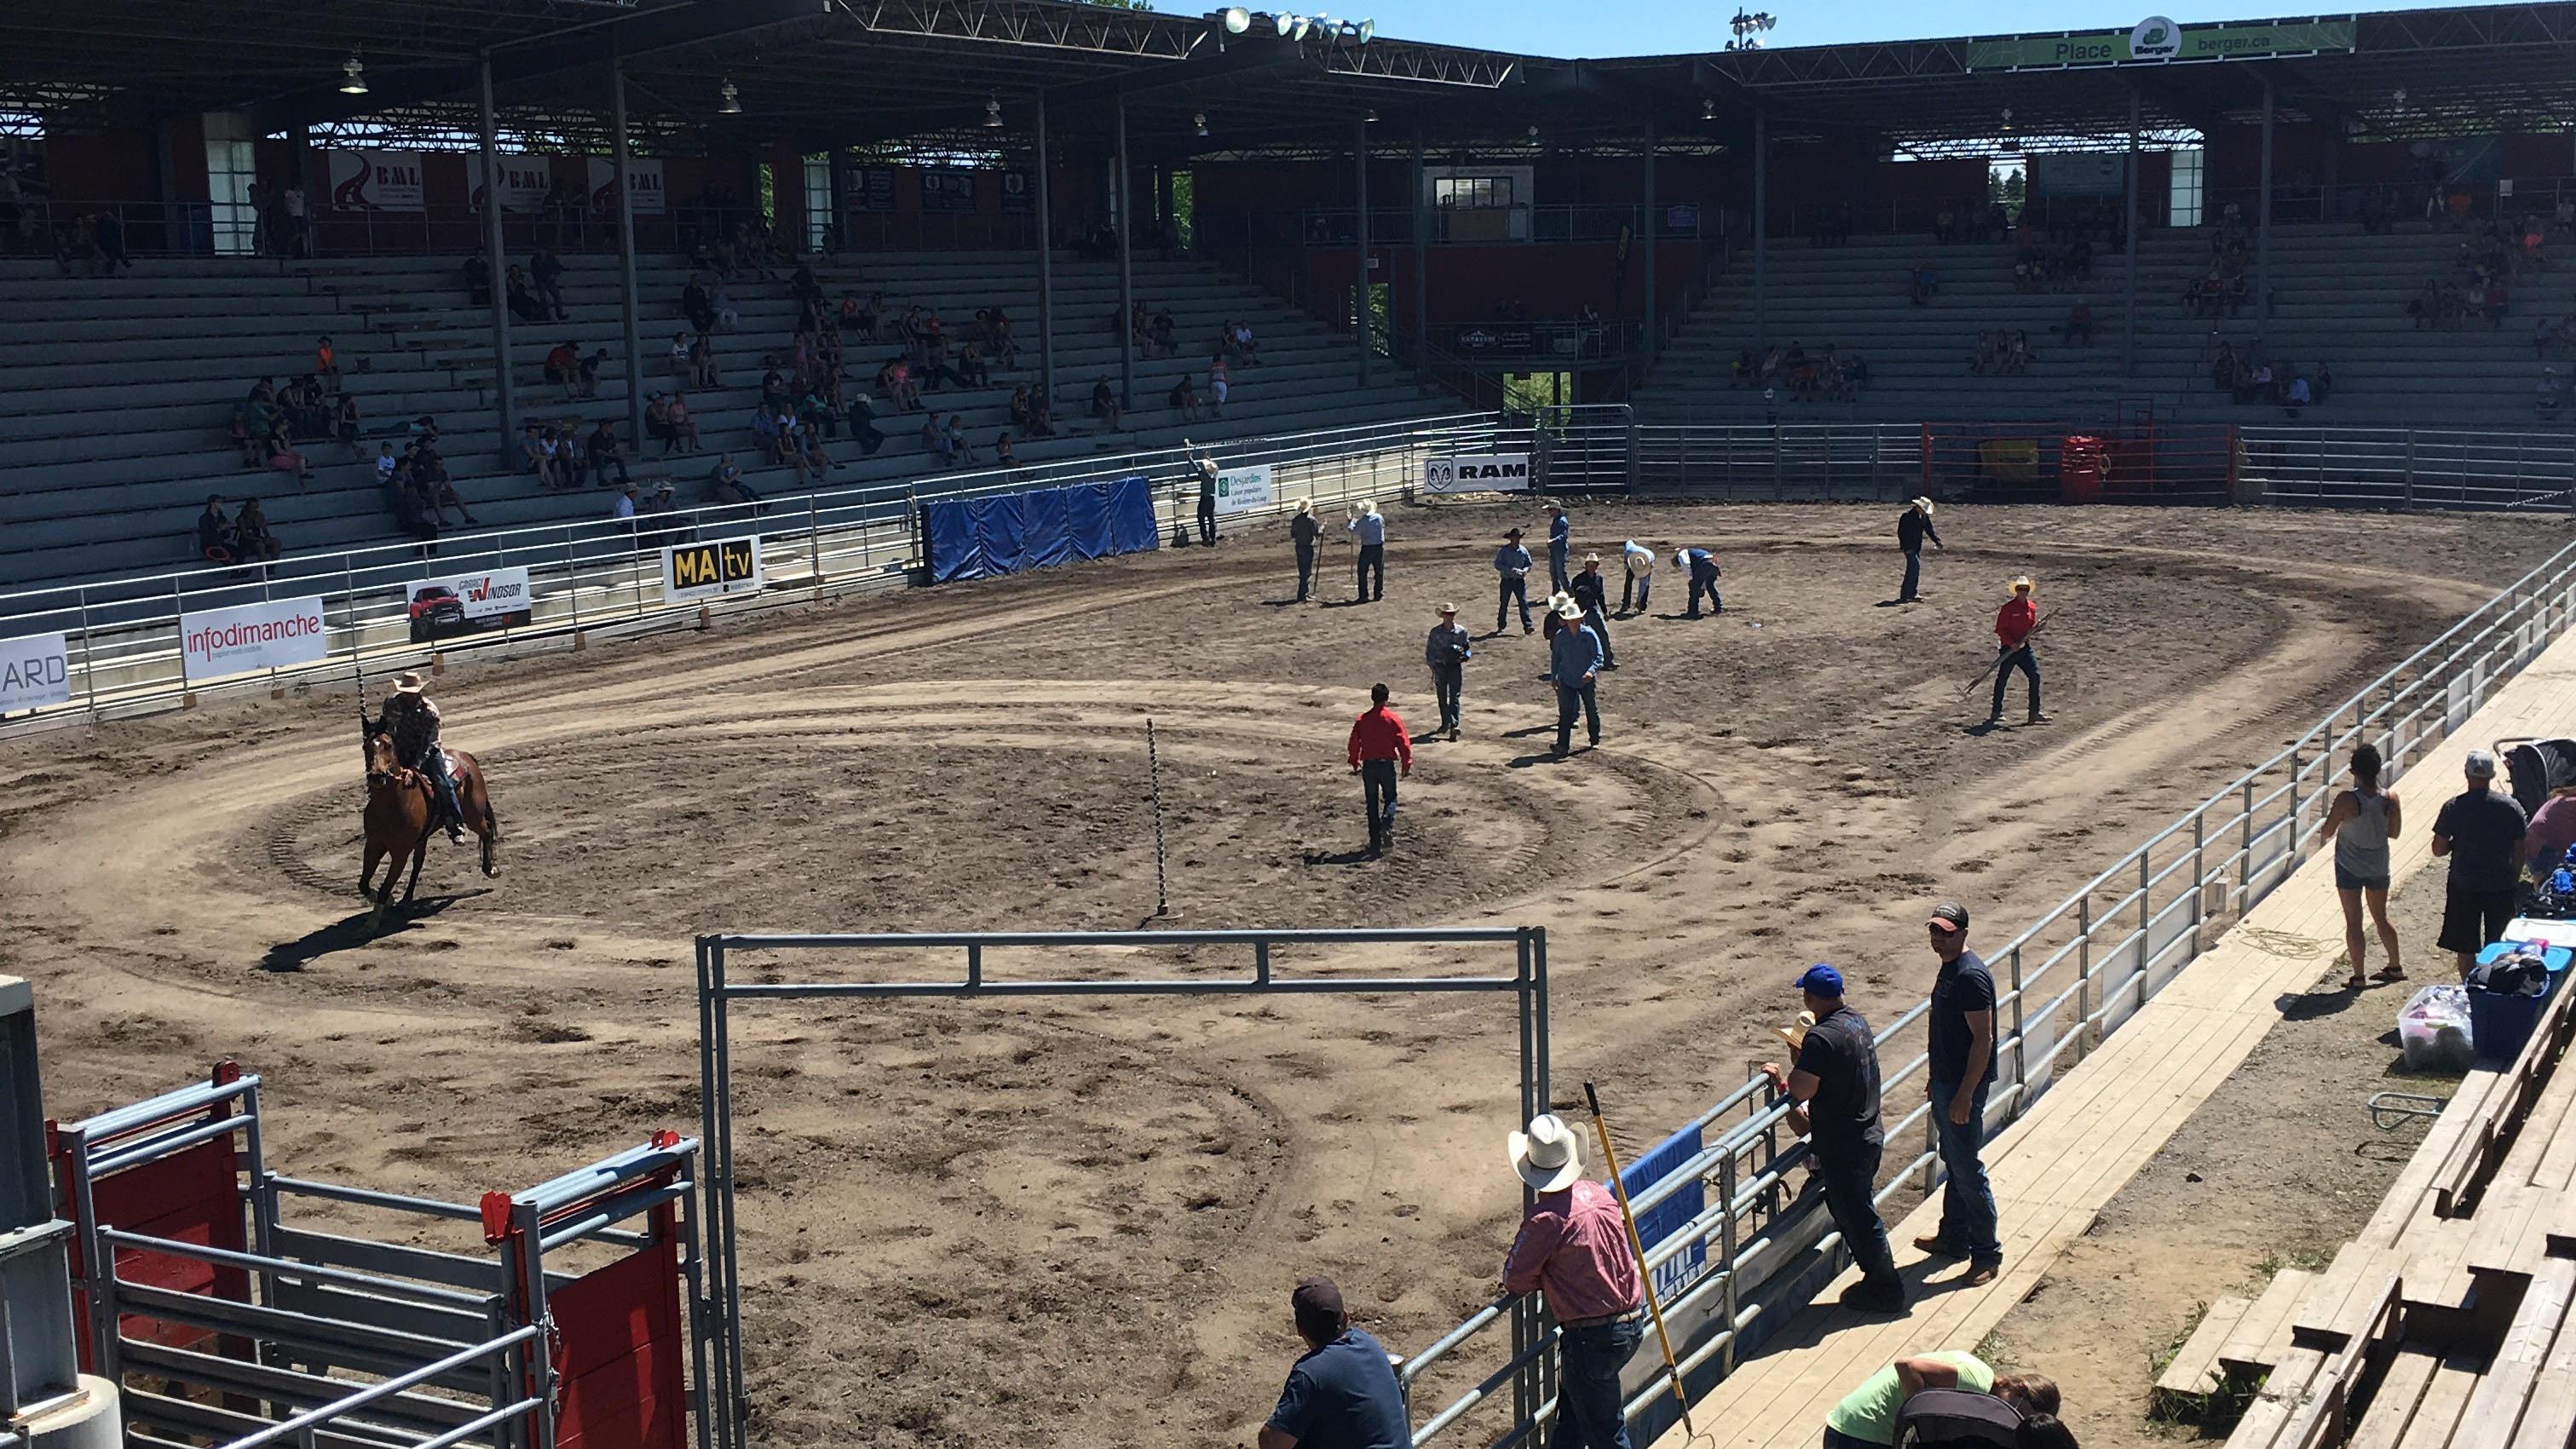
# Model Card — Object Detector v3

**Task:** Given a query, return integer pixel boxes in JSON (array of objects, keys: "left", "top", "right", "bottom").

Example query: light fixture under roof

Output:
[
  {"left": 1195, "top": 112, "right": 1211, "bottom": 137},
  {"left": 718, "top": 78, "right": 741, "bottom": 115},
  {"left": 1363, "top": 108, "right": 1378, "bottom": 123},
  {"left": 1702, "top": 98, "right": 1714, "bottom": 120},
  {"left": 984, "top": 95, "right": 1003, "bottom": 129},
  {"left": 1221, "top": 6, "right": 1251, "bottom": 33},
  {"left": 339, "top": 56, "right": 368, "bottom": 95}
]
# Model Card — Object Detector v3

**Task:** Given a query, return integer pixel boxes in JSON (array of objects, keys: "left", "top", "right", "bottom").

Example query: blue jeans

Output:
[
  {"left": 1432, "top": 664, "right": 1463, "bottom": 732},
  {"left": 1991, "top": 646, "right": 2040, "bottom": 719},
  {"left": 1686, "top": 567, "right": 1721, "bottom": 616},
  {"left": 1294, "top": 541, "right": 1317, "bottom": 599},
  {"left": 1361, "top": 758, "right": 1398, "bottom": 844},
  {"left": 1555, "top": 681, "right": 1599, "bottom": 753},
  {"left": 420, "top": 748, "right": 461, "bottom": 829},
  {"left": 1900, "top": 549, "right": 1922, "bottom": 601},
  {"left": 1356, "top": 543, "right": 1385, "bottom": 601},
  {"left": 1929, "top": 1079, "right": 2000, "bottom": 1263},
  {"left": 1553, "top": 1317, "right": 1643, "bottom": 1449},
  {"left": 1818, "top": 1141, "right": 1899, "bottom": 1285},
  {"left": 1549, "top": 544, "right": 1570, "bottom": 595},
  {"left": 1498, "top": 575, "right": 1531, "bottom": 630}
]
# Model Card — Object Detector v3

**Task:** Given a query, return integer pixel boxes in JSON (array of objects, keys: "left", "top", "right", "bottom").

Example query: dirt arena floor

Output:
[{"left": 2, "top": 500, "right": 2555, "bottom": 1448}]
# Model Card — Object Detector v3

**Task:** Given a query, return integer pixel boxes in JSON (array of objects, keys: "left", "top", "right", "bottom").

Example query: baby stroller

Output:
[{"left": 2498, "top": 736, "right": 2576, "bottom": 817}]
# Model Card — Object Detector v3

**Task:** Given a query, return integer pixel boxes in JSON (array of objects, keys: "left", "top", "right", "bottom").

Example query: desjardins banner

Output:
[{"left": 1964, "top": 17, "right": 2356, "bottom": 70}]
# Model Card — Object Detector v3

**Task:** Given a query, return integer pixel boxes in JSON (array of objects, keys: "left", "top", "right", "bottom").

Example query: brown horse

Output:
[{"left": 361, "top": 721, "right": 499, "bottom": 921}]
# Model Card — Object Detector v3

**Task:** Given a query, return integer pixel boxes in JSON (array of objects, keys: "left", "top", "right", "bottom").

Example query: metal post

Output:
[
  {"left": 2256, "top": 79, "right": 2275, "bottom": 342},
  {"left": 1751, "top": 112, "right": 1769, "bottom": 349},
  {"left": 1412, "top": 124, "right": 1430, "bottom": 369},
  {"left": 807, "top": 493, "right": 823, "bottom": 596},
  {"left": 477, "top": 52, "right": 516, "bottom": 466},
  {"left": 2192, "top": 809, "right": 2207, "bottom": 958},
  {"left": 1147, "top": 717, "right": 1168, "bottom": 917},
  {"left": 1355, "top": 117, "right": 1372, "bottom": 386},
  {"left": 2008, "top": 943, "right": 2026, "bottom": 1098},
  {"left": 1034, "top": 97, "right": 1057, "bottom": 413},
  {"left": 2240, "top": 778, "right": 2255, "bottom": 901},
  {"left": 2290, "top": 747, "right": 2302, "bottom": 857},
  {"left": 2404, "top": 430, "right": 2417, "bottom": 509},
  {"left": 2076, "top": 896, "right": 2093, "bottom": 1054},
  {"left": 1115, "top": 95, "right": 1136, "bottom": 411},
  {"left": 611, "top": 60, "right": 645, "bottom": 451},
  {"left": 1641, "top": 118, "right": 1658, "bottom": 365},
  {"left": 2124, "top": 90, "right": 2141, "bottom": 377},
  {"left": 1715, "top": 1150, "right": 1740, "bottom": 1372}
]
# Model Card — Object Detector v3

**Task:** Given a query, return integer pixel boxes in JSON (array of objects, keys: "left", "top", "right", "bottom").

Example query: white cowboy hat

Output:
[
  {"left": 1582, "top": 552, "right": 1601, "bottom": 565},
  {"left": 1295, "top": 498, "right": 1313, "bottom": 515},
  {"left": 394, "top": 671, "right": 426, "bottom": 694},
  {"left": 1357, "top": 499, "right": 1379, "bottom": 515},
  {"left": 2008, "top": 575, "right": 2035, "bottom": 594},
  {"left": 1437, "top": 601, "right": 1457, "bottom": 616},
  {"left": 1774, "top": 1009, "right": 1818, "bottom": 1052},
  {"left": 1911, "top": 497, "right": 1934, "bottom": 514},
  {"left": 1546, "top": 591, "right": 1573, "bottom": 613},
  {"left": 1672, "top": 549, "right": 1691, "bottom": 569},
  {"left": 1556, "top": 599, "right": 1585, "bottom": 622},
  {"left": 1507, "top": 1113, "right": 1587, "bottom": 1192}
]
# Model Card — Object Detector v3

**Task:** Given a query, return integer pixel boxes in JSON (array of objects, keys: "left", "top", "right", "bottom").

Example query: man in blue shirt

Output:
[
  {"left": 1674, "top": 548, "right": 1722, "bottom": 618},
  {"left": 1260, "top": 1278, "right": 1413, "bottom": 1449},
  {"left": 1347, "top": 501, "right": 1387, "bottom": 603},
  {"left": 1494, "top": 528, "right": 1535, "bottom": 635},
  {"left": 1547, "top": 599, "right": 1604, "bottom": 756},
  {"left": 1546, "top": 502, "right": 1573, "bottom": 595},
  {"left": 1917, "top": 900, "right": 2001, "bottom": 1285}
]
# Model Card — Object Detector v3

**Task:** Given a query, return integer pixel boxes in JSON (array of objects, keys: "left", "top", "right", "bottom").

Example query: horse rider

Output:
[{"left": 377, "top": 670, "right": 465, "bottom": 842}]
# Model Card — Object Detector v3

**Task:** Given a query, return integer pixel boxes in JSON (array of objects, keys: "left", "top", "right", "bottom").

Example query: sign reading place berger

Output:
[
  {"left": 1423, "top": 453, "right": 1534, "bottom": 494},
  {"left": 662, "top": 536, "right": 764, "bottom": 604}
]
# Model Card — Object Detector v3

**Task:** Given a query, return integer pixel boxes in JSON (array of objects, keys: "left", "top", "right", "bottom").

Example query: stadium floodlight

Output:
[
  {"left": 1223, "top": 6, "right": 1252, "bottom": 32},
  {"left": 1291, "top": 15, "right": 1313, "bottom": 40},
  {"left": 1275, "top": 12, "right": 1294, "bottom": 35},
  {"left": 984, "top": 96, "right": 1003, "bottom": 129},
  {"left": 1355, "top": 18, "right": 1374, "bottom": 42},
  {"left": 718, "top": 78, "right": 742, "bottom": 115},
  {"left": 339, "top": 56, "right": 368, "bottom": 95},
  {"left": 1196, "top": 112, "right": 1212, "bottom": 136}
]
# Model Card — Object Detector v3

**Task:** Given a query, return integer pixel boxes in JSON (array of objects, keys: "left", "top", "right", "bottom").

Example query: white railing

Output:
[
  {"left": 0, "top": 412, "right": 1519, "bottom": 729},
  {"left": 2240, "top": 426, "right": 2576, "bottom": 513},
  {"left": 1401, "top": 532, "right": 2576, "bottom": 1449}
]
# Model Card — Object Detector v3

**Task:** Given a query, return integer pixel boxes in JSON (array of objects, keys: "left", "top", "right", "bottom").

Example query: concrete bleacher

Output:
[
  {"left": 0, "top": 248, "right": 1444, "bottom": 592},
  {"left": 1636, "top": 221, "right": 2572, "bottom": 431}
]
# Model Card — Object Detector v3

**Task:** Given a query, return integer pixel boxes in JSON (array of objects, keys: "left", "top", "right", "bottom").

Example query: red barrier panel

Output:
[
  {"left": 49, "top": 1091, "right": 250, "bottom": 1369},
  {"left": 550, "top": 1227, "right": 689, "bottom": 1449}
]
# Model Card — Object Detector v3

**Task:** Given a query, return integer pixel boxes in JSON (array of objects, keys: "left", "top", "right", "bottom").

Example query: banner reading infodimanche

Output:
[{"left": 181, "top": 596, "right": 330, "bottom": 679}]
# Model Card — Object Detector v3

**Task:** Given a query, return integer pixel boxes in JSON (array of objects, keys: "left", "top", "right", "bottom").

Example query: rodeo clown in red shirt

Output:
[{"left": 1985, "top": 575, "right": 2047, "bottom": 727}]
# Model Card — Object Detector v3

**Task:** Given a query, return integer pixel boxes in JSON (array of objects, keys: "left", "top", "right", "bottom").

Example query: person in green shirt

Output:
[{"left": 1823, "top": 1353, "right": 2065, "bottom": 1447}]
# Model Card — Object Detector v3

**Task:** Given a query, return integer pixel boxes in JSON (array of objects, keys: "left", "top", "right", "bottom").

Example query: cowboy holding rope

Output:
[
  {"left": 376, "top": 671, "right": 465, "bottom": 842},
  {"left": 1987, "top": 577, "right": 2047, "bottom": 727}
]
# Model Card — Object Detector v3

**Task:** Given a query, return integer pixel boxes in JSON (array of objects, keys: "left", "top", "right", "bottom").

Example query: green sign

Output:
[{"left": 1964, "top": 18, "right": 2355, "bottom": 70}]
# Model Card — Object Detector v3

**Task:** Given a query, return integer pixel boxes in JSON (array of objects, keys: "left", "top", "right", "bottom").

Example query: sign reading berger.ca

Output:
[
  {"left": 1424, "top": 454, "right": 1534, "bottom": 494},
  {"left": 0, "top": 632, "right": 72, "bottom": 713},
  {"left": 181, "top": 596, "right": 330, "bottom": 679}
]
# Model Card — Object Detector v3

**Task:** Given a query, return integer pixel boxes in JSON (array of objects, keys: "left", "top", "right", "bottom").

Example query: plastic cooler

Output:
[{"left": 2468, "top": 933, "right": 2573, "bottom": 1061}]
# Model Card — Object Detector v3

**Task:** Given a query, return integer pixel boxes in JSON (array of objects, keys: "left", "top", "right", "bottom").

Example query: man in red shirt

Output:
[
  {"left": 1502, "top": 1113, "right": 1644, "bottom": 1449},
  {"left": 1987, "top": 575, "right": 2045, "bottom": 727},
  {"left": 1346, "top": 683, "right": 1412, "bottom": 856}
]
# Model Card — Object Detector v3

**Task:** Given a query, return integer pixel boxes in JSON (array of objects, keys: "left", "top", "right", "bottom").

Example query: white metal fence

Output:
[
  {"left": 2239, "top": 426, "right": 2576, "bottom": 513},
  {"left": 1399, "top": 532, "right": 2576, "bottom": 1449},
  {"left": 0, "top": 412, "right": 1521, "bottom": 729}
]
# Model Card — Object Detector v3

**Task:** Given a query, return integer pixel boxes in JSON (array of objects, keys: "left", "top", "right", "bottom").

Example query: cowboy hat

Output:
[
  {"left": 1582, "top": 552, "right": 1601, "bottom": 565},
  {"left": 394, "top": 671, "right": 426, "bottom": 694},
  {"left": 1357, "top": 499, "right": 1379, "bottom": 515},
  {"left": 1437, "top": 601, "right": 1457, "bottom": 616},
  {"left": 1295, "top": 498, "right": 1313, "bottom": 515},
  {"left": 2008, "top": 575, "right": 2035, "bottom": 594},
  {"left": 1506, "top": 526, "right": 1525, "bottom": 539},
  {"left": 1911, "top": 497, "right": 1934, "bottom": 514},
  {"left": 1671, "top": 548, "right": 1691, "bottom": 569},
  {"left": 1547, "top": 591, "right": 1573, "bottom": 613},
  {"left": 1774, "top": 1009, "right": 1818, "bottom": 1052},
  {"left": 1507, "top": 1113, "right": 1586, "bottom": 1192},
  {"left": 1556, "top": 599, "right": 1585, "bottom": 622}
]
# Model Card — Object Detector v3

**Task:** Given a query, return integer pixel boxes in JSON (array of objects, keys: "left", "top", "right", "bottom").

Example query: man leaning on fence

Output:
[
  {"left": 1762, "top": 964, "right": 1906, "bottom": 1314},
  {"left": 1501, "top": 1113, "right": 1645, "bottom": 1449}
]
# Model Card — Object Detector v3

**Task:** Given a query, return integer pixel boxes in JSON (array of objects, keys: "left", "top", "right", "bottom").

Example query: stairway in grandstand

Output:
[
  {"left": 0, "top": 250, "right": 1445, "bottom": 592},
  {"left": 1634, "top": 221, "right": 2574, "bottom": 432}
]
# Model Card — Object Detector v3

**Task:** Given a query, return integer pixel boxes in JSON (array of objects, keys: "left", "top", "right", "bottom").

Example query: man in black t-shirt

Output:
[
  {"left": 1918, "top": 900, "right": 2001, "bottom": 1284},
  {"left": 1763, "top": 963, "right": 1905, "bottom": 1312},
  {"left": 2434, "top": 750, "right": 2530, "bottom": 977}
]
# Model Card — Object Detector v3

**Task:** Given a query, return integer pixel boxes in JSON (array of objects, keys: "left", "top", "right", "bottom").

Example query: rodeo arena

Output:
[{"left": 33, "top": 4, "right": 2576, "bottom": 1449}]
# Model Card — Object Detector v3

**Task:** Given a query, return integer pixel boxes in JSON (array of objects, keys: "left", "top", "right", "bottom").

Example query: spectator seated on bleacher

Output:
[
  {"left": 2483, "top": 279, "right": 2512, "bottom": 330},
  {"left": 232, "top": 497, "right": 284, "bottom": 563},
  {"left": 544, "top": 341, "right": 581, "bottom": 396},
  {"left": 995, "top": 434, "right": 1019, "bottom": 469},
  {"left": 1730, "top": 349, "right": 1758, "bottom": 388},
  {"left": 462, "top": 253, "right": 492, "bottom": 306},
  {"left": 382, "top": 470, "right": 441, "bottom": 546},
  {"left": 1225, "top": 320, "right": 1262, "bottom": 365},
  {"left": 709, "top": 455, "right": 764, "bottom": 511},
  {"left": 637, "top": 482, "right": 692, "bottom": 550},
  {"left": 2540, "top": 369, "right": 2566, "bottom": 421},
  {"left": 783, "top": 411, "right": 836, "bottom": 484},
  {"left": 1906, "top": 263, "right": 1939, "bottom": 306},
  {"left": 921, "top": 412, "right": 947, "bottom": 462},
  {"left": 683, "top": 274, "right": 717, "bottom": 335},
  {"left": 1170, "top": 374, "right": 1201, "bottom": 423},
  {"left": 943, "top": 417, "right": 976, "bottom": 468},
  {"left": 1009, "top": 385, "right": 1053, "bottom": 438},
  {"left": 1091, "top": 377, "right": 1124, "bottom": 432},
  {"left": 555, "top": 422, "right": 590, "bottom": 490},
  {"left": 504, "top": 267, "right": 548, "bottom": 325},
  {"left": 196, "top": 496, "right": 239, "bottom": 565},
  {"left": 259, "top": 420, "right": 314, "bottom": 486},
  {"left": 877, "top": 359, "right": 922, "bottom": 413},
  {"left": 334, "top": 394, "right": 363, "bottom": 452},
  {"left": 2063, "top": 301, "right": 2094, "bottom": 347},
  {"left": 1150, "top": 308, "right": 1179, "bottom": 358},
  {"left": 528, "top": 247, "right": 568, "bottom": 321}
]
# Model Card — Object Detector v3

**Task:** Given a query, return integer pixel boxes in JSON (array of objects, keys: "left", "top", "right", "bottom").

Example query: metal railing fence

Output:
[
  {"left": 0, "top": 411, "right": 1514, "bottom": 730},
  {"left": 2241, "top": 426, "right": 2576, "bottom": 513},
  {"left": 1399, "top": 529, "right": 2576, "bottom": 1449}
]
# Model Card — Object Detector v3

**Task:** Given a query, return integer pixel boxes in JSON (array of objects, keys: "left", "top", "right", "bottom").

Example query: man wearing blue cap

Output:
[{"left": 1762, "top": 964, "right": 1905, "bottom": 1313}]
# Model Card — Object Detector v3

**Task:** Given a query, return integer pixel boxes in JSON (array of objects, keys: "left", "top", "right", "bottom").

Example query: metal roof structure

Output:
[{"left": 4, "top": 0, "right": 2574, "bottom": 161}]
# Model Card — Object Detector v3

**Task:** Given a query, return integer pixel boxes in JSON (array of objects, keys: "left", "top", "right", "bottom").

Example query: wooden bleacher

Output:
[
  {"left": 1650, "top": 625, "right": 2576, "bottom": 1449},
  {"left": 2189, "top": 966, "right": 2576, "bottom": 1449}
]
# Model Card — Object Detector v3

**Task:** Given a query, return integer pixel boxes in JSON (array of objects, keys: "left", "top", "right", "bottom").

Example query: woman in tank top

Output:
[{"left": 2323, "top": 743, "right": 2404, "bottom": 988}]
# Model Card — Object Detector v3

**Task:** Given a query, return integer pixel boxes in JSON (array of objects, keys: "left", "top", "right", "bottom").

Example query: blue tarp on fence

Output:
[
  {"left": 1619, "top": 1123, "right": 1707, "bottom": 1304},
  {"left": 925, "top": 474, "right": 1158, "bottom": 583}
]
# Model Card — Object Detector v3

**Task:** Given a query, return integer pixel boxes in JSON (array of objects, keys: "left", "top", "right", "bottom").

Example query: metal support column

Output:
[
  {"left": 1642, "top": 118, "right": 1658, "bottom": 365},
  {"left": 1355, "top": 117, "right": 1372, "bottom": 386},
  {"left": 611, "top": 60, "right": 644, "bottom": 449},
  {"left": 1752, "top": 112, "right": 1769, "bottom": 350},
  {"left": 1115, "top": 95, "right": 1135, "bottom": 409},
  {"left": 2124, "top": 89, "right": 2141, "bottom": 377},
  {"left": 2257, "top": 79, "right": 2275, "bottom": 342},
  {"left": 1034, "top": 97, "right": 1057, "bottom": 412},
  {"left": 477, "top": 52, "right": 516, "bottom": 464},
  {"left": 1412, "top": 124, "right": 1429, "bottom": 370}
]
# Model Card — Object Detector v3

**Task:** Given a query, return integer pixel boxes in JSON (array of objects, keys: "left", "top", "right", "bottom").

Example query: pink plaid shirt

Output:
[{"left": 1501, "top": 1178, "right": 1642, "bottom": 1321}]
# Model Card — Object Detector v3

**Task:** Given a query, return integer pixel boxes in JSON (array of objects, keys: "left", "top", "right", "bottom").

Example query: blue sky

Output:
[{"left": 1368, "top": 0, "right": 2498, "bottom": 57}]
